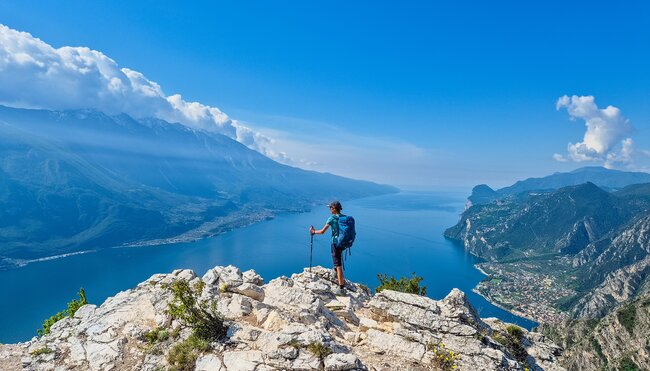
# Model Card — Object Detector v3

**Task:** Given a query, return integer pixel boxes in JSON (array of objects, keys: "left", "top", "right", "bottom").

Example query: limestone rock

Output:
[
  {"left": 195, "top": 354, "right": 224, "bottom": 371},
  {"left": 324, "top": 352, "right": 360, "bottom": 370},
  {"left": 232, "top": 282, "right": 265, "bottom": 301},
  {"left": 0, "top": 265, "right": 566, "bottom": 371}
]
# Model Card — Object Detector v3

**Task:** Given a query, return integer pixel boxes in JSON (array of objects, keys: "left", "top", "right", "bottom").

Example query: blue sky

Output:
[{"left": 1, "top": 1, "right": 649, "bottom": 187}]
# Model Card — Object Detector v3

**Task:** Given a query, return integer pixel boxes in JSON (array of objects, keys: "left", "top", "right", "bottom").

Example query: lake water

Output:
[{"left": 0, "top": 191, "right": 536, "bottom": 343}]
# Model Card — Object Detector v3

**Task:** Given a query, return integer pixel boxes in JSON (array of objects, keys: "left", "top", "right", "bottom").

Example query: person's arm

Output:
[{"left": 310, "top": 224, "right": 330, "bottom": 235}]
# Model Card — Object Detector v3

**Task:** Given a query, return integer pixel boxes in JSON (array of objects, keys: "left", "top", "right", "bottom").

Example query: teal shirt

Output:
[{"left": 326, "top": 214, "right": 340, "bottom": 244}]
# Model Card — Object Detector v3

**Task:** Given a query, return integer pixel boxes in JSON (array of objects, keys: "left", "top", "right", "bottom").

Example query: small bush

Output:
[
  {"left": 505, "top": 325, "right": 524, "bottom": 339},
  {"left": 427, "top": 342, "right": 460, "bottom": 370},
  {"left": 167, "top": 334, "right": 209, "bottom": 371},
  {"left": 166, "top": 279, "right": 227, "bottom": 341},
  {"left": 145, "top": 327, "right": 170, "bottom": 344},
  {"left": 492, "top": 333, "right": 508, "bottom": 346},
  {"left": 30, "top": 347, "right": 53, "bottom": 357},
  {"left": 617, "top": 304, "right": 636, "bottom": 335},
  {"left": 493, "top": 327, "right": 528, "bottom": 367},
  {"left": 586, "top": 318, "right": 600, "bottom": 331},
  {"left": 38, "top": 288, "right": 88, "bottom": 336},
  {"left": 307, "top": 342, "right": 332, "bottom": 359},
  {"left": 618, "top": 356, "right": 641, "bottom": 371},
  {"left": 376, "top": 273, "right": 427, "bottom": 296},
  {"left": 590, "top": 336, "right": 607, "bottom": 365},
  {"left": 67, "top": 288, "right": 88, "bottom": 317}
]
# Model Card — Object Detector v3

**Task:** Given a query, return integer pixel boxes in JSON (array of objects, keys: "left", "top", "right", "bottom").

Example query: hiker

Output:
[{"left": 310, "top": 200, "right": 348, "bottom": 296}]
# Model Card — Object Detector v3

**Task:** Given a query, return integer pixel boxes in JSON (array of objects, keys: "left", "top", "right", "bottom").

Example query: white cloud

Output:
[
  {"left": 555, "top": 95, "right": 639, "bottom": 168},
  {"left": 552, "top": 153, "right": 567, "bottom": 162},
  {"left": 0, "top": 24, "right": 283, "bottom": 159}
]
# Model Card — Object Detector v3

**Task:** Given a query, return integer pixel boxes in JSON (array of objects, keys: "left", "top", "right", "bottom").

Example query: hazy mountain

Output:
[
  {"left": 466, "top": 166, "right": 650, "bottom": 206},
  {"left": 499, "top": 166, "right": 650, "bottom": 194},
  {"left": 0, "top": 106, "right": 396, "bottom": 268},
  {"left": 467, "top": 184, "right": 500, "bottom": 206}
]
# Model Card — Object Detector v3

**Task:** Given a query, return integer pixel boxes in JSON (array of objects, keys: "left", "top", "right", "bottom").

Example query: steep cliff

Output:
[
  {"left": 0, "top": 265, "right": 565, "bottom": 370},
  {"left": 539, "top": 293, "right": 650, "bottom": 371}
]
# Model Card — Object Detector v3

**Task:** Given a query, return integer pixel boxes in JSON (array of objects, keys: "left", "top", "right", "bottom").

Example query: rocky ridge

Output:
[{"left": 0, "top": 265, "right": 565, "bottom": 370}]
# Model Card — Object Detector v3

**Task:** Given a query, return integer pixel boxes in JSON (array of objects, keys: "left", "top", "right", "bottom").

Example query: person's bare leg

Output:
[{"left": 336, "top": 266, "right": 344, "bottom": 287}]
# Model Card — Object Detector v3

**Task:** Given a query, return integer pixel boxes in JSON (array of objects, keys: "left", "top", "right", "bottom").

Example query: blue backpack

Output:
[{"left": 336, "top": 215, "right": 356, "bottom": 250}]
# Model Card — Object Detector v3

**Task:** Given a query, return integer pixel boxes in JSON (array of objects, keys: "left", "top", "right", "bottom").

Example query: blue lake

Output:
[{"left": 0, "top": 191, "right": 536, "bottom": 343}]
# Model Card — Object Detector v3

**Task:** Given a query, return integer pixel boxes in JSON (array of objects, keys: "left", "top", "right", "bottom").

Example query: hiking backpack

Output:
[{"left": 336, "top": 215, "right": 356, "bottom": 250}]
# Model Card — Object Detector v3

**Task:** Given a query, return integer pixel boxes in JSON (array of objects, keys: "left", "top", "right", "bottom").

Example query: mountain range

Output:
[
  {"left": 446, "top": 168, "right": 650, "bottom": 369},
  {"left": 466, "top": 166, "right": 650, "bottom": 207},
  {"left": 446, "top": 178, "right": 650, "bottom": 315},
  {"left": 0, "top": 105, "right": 396, "bottom": 269}
]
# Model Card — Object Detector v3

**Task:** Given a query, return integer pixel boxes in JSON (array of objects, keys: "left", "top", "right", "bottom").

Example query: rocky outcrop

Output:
[{"left": 0, "top": 265, "right": 565, "bottom": 370}]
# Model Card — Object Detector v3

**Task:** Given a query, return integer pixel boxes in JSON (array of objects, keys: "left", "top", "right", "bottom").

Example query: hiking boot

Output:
[{"left": 333, "top": 287, "right": 346, "bottom": 296}]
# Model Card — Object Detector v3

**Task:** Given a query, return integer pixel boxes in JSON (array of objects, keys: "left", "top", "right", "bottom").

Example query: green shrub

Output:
[
  {"left": 67, "top": 288, "right": 88, "bottom": 317},
  {"left": 166, "top": 279, "right": 227, "bottom": 342},
  {"left": 617, "top": 304, "right": 636, "bottom": 335},
  {"left": 167, "top": 334, "right": 210, "bottom": 371},
  {"left": 618, "top": 356, "right": 641, "bottom": 371},
  {"left": 586, "top": 318, "right": 600, "bottom": 331},
  {"left": 38, "top": 311, "right": 66, "bottom": 337},
  {"left": 590, "top": 336, "right": 607, "bottom": 365},
  {"left": 38, "top": 288, "right": 88, "bottom": 336},
  {"left": 30, "top": 347, "right": 53, "bottom": 357},
  {"left": 492, "top": 333, "right": 508, "bottom": 346},
  {"left": 145, "top": 327, "right": 170, "bottom": 344},
  {"left": 505, "top": 325, "right": 523, "bottom": 339},
  {"left": 376, "top": 273, "right": 427, "bottom": 296},
  {"left": 427, "top": 342, "right": 460, "bottom": 370},
  {"left": 307, "top": 342, "right": 332, "bottom": 359},
  {"left": 493, "top": 327, "right": 529, "bottom": 367}
]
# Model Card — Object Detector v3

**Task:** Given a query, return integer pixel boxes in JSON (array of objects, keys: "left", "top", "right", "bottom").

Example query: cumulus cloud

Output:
[
  {"left": 555, "top": 95, "right": 640, "bottom": 169},
  {"left": 0, "top": 24, "right": 284, "bottom": 160}
]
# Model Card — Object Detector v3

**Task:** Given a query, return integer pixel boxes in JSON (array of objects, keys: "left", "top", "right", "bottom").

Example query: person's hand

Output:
[{"left": 309, "top": 226, "right": 315, "bottom": 235}]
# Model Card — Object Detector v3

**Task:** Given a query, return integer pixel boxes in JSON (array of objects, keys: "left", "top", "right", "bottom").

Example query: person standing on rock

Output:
[{"left": 310, "top": 200, "right": 347, "bottom": 296}]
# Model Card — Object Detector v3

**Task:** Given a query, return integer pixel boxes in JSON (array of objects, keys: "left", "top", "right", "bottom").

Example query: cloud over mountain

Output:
[
  {"left": 0, "top": 24, "right": 277, "bottom": 158},
  {"left": 554, "top": 95, "right": 643, "bottom": 169}
]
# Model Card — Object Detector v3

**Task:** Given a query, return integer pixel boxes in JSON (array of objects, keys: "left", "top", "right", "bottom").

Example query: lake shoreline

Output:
[
  {"left": 448, "top": 240, "right": 541, "bottom": 327},
  {"left": 0, "top": 191, "right": 538, "bottom": 342}
]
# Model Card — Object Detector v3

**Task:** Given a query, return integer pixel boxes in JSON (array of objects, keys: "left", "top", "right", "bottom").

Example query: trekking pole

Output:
[{"left": 309, "top": 226, "right": 314, "bottom": 273}]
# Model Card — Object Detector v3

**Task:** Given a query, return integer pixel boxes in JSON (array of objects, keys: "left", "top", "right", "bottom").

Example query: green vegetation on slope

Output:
[
  {"left": 38, "top": 288, "right": 88, "bottom": 336},
  {"left": 376, "top": 273, "right": 427, "bottom": 296}
]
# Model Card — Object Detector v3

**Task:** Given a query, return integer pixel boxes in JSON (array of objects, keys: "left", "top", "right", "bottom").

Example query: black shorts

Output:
[{"left": 331, "top": 243, "right": 344, "bottom": 267}]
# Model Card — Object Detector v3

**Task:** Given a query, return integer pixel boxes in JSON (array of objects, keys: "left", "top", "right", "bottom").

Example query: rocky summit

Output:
[{"left": 0, "top": 265, "right": 565, "bottom": 370}]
